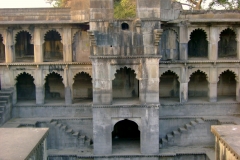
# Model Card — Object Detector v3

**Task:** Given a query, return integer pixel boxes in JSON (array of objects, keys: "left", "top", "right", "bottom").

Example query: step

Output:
[
  {"left": 60, "top": 125, "right": 67, "bottom": 130},
  {"left": 0, "top": 111, "right": 3, "bottom": 115},
  {"left": 0, "top": 95, "right": 11, "bottom": 101},
  {"left": 184, "top": 124, "right": 192, "bottom": 130},
  {"left": 166, "top": 133, "right": 173, "bottom": 140},
  {"left": 66, "top": 129, "right": 73, "bottom": 134},
  {"left": 50, "top": 121, "right": 58, "bottom": 125},
  {"left": 178, "top": 127, "right": 187, "bottom": 133},
  {"left": 56, "top": 123, "right": 63, "bottom": 128},
  {"left": 190, "top": 120, "right": 197, "bottom": 126},
  {"left": 85, "top": 138, "right": 91, "bottom": 145},
  {"left": 195, "top": 118, "right": 205, "bottom": 124},
  {"left": 0, "top": 106, "right": 5, "bottom": 111},
  {"left": 160, "top": 138, "right": 168, "bottom": 148},
  {"left": 0, "top": 101, "right": 7, "bottom": 105},
  {"left": 72, "top": 132, "right": 80, "bottom": 137},
  {"left": 172, "top": 130, "right": 180, "bottom": 136}
]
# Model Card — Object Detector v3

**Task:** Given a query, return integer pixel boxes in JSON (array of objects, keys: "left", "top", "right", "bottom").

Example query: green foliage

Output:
[
  {"left": 45, "top": 0, "right": 69, "bottom": 7},
  {"left": 114, "top": 0, "right": 136, "bottom": 19},
  {"left": 208, "top": 0, "right": 240, "bottom": 9}
]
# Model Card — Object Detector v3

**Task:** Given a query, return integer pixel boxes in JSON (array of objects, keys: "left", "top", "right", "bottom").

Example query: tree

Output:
[
  {"left": 208, "top": 0, "right": 240, "bottom": 10},
  {"left": 175, "top": 0, "right": 205, "bottom": 10},
  {"left": 114, "top": 0, "right": 136, "bottom": 19},
  {"left": 45, "top": 0, "right": 70, "bottom": 7}
]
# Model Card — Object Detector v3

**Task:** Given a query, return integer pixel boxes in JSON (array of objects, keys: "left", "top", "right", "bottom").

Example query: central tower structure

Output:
[{"left": 88, "top": 0, "right": 162, "bottom": 156}]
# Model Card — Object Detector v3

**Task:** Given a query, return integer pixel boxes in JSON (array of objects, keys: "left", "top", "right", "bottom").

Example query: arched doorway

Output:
[
  {"left": 0, "top": 34, "right": 5, "bottom": 62},
  {"left": 43, "top": 30, "right": 63, "bottom": 62},
  {"left": 188, "top": 29, "right": 208, "bottom": 58},
  {"left": 45, "top": 72, "right": 64, "bottom": 101},
  {"left": 72, "top": 72, "right": 92, "bottom": 103},
  {"left": 15, "top": 31, "right": 34, "bottom": 62},
  {"left": 112, "top": 119, "right": 140, "bottom": 153},
  {"left": 159, "top": 71, "right": 179, "bottom": 102},
  {"left": 218, "top": 70, "right": 236, "bottom": 100},
  {"left": 188, "top": 71, "right": 208, "bottom": 101},
  {"left": 218, "top": 28, "right": 237, "bottom": 58},
  {"left": 112, "top": 67, "right": 139, "bottom": 101},
  {"left": 16, "top": 73, "right": 35, "bottom": 101}
]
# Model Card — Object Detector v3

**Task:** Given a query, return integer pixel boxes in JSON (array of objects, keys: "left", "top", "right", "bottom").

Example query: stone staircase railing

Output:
[
  {"left": 160, "top": 118, "right": 205, "bottom": 148},
  {"left": 49, "top": 120, "right": 92, "bottom": 148},
  {"left": 0, "top": 90, "right": 13, "bottom": 126}
]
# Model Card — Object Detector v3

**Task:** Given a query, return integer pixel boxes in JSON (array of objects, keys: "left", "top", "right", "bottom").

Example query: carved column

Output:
[
  {"left": 64, "top": 66, "right": 72, "bottom": 105},
  {"left": 179, "top": 25, "right": 188, "bottom": 60},
  {"left": 34, "top": 28, "right": 44, "bottom": 63},
  {"left": 62, "top": 28, "right": 72, "bottom": 62},
  {"left": 35, "top": 67, "right": 44, "bottom": 104},
  {"left": 180, "top": 66, "right": 188, "bottom": 103},
  {"left": 208, "top": 67, "right": 218, "bottom": 102},
  {"left": 209, "top": 27, "right": 218, "bottom": 60},
  {"left": 5, "top": 28, "right": 14, "bottom": 63}
]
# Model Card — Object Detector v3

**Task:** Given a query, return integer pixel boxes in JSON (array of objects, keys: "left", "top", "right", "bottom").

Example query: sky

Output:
[{"left": 0, "top": 0, "right": 52, "bottom": 8}]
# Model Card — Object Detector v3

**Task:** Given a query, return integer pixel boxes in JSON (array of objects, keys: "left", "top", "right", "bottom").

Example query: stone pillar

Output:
[
  {"left": 209, "top": 27, "right": 218, "bottom": 60},
  {"left": 92, "top": 59, "right": 112, "bottom": 105},
  {"left": 180, "top": 67, "right": 188, "bottom": 103},
  {"left": 64, "top": 66, "right": 72, "bottom": 105},
  {"left": 237, "top": 28, "right": 240, "bottom": 60},
  {"left": 35, "top": 68, "right": 44, "bottom": 105},
  {"left": 5, "top": 29, "right": 14, "bottom": 63},
  {"left": 62, "top": 28, "right": 72, "bottom": 62},
  {"left": 236, "top": 74, "right": 240, "bottom": 102},
  {"left": 1, "top": 69, "right": 16, "bottom": 104},
  {"left": 139, "top": 58, "right": 160, "bottom": 104},
  {"left": 208, "top": 67, "right": 218, "bottom": 102},
  {"left": 34, "top": 28, "right": 43, "bottom": 63},
  {"left": 179, "top": 25, "right": 188, "bottom": 60}
]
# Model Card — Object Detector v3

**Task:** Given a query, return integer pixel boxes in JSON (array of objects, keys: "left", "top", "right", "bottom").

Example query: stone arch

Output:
[
  {"left": 14, "top": 71, "right": 35, "bottom": 85},
  {"left": 44, "top": 29, "right": 62, "bottom": 41},
  {"left": 72, "top": 71, "right": 92, "bottom": 85},
  {"left": 111, "top": 118, "right": 141, "bottom": 132},
  {"left": 160, "top": 68, "right": 180, "bottom": 81},
  {"left": 188, "top": 27, "right": 209, "bottom": 41},
  {"left": 111, "top": 65, "right": 140, "bottom": 80},
  {"left": 43, "top": 30, "right": 63, "bottom": 62},
  {"left": 44, "top": 71, "right": 65, "bottom": 99},
  {"left": 14, "top": 30, "right": 34, "bottom": 62},
  {"left": 188, "top": 69, "right": 209, "bottom": 82},
  {"left": 163, "top": 28, "right": 179, "bottom": 40},
  {"left": 217, "top": 69, "right": 238, "bottom": 82},
  {"left": 218, "top": 70, "right": 237, "bottom": 97},
  {"left": 188, "top": 28, "right": 208, "bottom": 58},
  {"left": 159, "top": 70, "right": 179, "bottom": 98},
  {"left": 218, "top": 28, "right": 237, "bottom": 58},
  {"left": 15, "top": 72, "right": 36, "bottom": 100},
  {"left": 0, "top": 33, "right": 5, "bottom": 62},
  {"left": 0, "top": 30, "right": 6, "bottom": 45},
  {"left": 160, "top": 28, "right": 179, "bottom": 60},
  {"left": 14, "top": 30, "right": 33, "bottom": 45},
  {"left": 44, "top": 71, "right": 64, "bottom": 85},
  {"left": 188, "top": 70, "right": 209, "bottom": 98}
]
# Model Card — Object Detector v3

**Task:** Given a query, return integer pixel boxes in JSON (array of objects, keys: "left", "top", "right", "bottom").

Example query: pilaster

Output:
[
  {"left": 237, "top": 28, "right": 240, "bottom": 60},
  {"left": 179, "top": 25, "right": 188, "bottom": 60},
  {"left": 5, "top": 29, "right": 14, "bottom": 63},
  {"left": 34, "top": 28, "right": 43, "bottom": 63},
  {"left": 236, "top": 70, "right": 240, "bottom": 102},
  {"left": 64, "top": 66, "right": 72, "bottom": 105},
  {"left": 209, "top": 27, "right": 218, "bottom": 60},
  {"left": 35, "top": 68, "right": 44, "bottom": 105},
  {"left": 208, "top": 67, "right": 218, "bottom": 102},
  {"left": 62, "top": 28, "right": 72, "bottom": 62},
  {"left": 180, "top": 66, "right": 188, "bottom": 103}
]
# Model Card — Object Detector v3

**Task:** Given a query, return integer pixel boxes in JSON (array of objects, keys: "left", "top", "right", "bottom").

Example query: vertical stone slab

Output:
[
  {"left": 62, "top": 28, "right": 72, "bottom": 62},
  {"left": 179, "top": 25, "right": 188, "bottom": 60},
  {"left": 236, "top": 72, "right": 240, "bottom": 102},
  {"left": 141, "top": 107, "right": 159, "bottom": 154},
  {"left": 64, "top": 66, "right": 72, "bottom": 105},
  {"left": 5, "top": 29, "right": 14, "bottom": 63},
  {"left": 209, "top": 67, "right": 218, "bottom": 102},
  {"left": 209, "top": 27, "right": 218, "bottom": 60},
  {"left": 237, "top": 28, "right": 240, "bottom": 60},
  {"left": 90, "top": 0, "right": 113, "bottom": 20},
  {"left": 35, "top": 68, "right": 45, "bottom": 105},
  {"left": 180, "top": 66, "right": 188, "bottom": 103},
  {"left": 137, "top": 0, "right": 160, "bottom": 18},
  {"left": 34, "top": 28, "right": 43, "bottom": 63}
]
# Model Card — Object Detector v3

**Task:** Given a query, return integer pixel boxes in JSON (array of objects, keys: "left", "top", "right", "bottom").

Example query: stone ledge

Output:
[
  {"left": 90, "top": 55, "right": 162, "bottom": 59},
  {"left": 92, "top": 105, "right": 160, "bottom": 108}
]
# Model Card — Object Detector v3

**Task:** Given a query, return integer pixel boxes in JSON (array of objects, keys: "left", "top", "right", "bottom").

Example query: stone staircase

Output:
[
  {"left": 160, "top": 118, "right": 205, "bottom": 148},
  {"left": 0, "top": 90, "right": 13, "bottom": 126},
  {"left": 49, "top": 119, "right": 92, "bottom": 148}
]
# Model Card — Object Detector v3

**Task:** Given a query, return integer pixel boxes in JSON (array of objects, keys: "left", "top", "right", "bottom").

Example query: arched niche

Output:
[
  {"left": 112, "top": 67, "right": 139, "bottom": 98},
  {"left": 218, "top": 28, "right": 237, "bottom": 58},
  {"left": 188, "top": 70, "right": 208, "bottom": 98},
  {"left": 160, "top": 29, "right": 179, "bottom": 60},
  {"left": 16, "top": 72, "right": 35, "bottom": 100},
  {"left": 218, "top": 70, "right": 236, "bottom": 99},
  {"left": 43, "top": 30, "right": 63, "bottom": 62},
  {"left": 44, "top": 72, "right": 65, "bottom": 100},
  {"left": 188, "top": 29, "right": 208, "bottom": 58},
  {"left": 0, "top": 34, "right": 5, "bottom": 62},
  {"left": 72, "top": 72, "right": 92, "bottom": 101},
  {"left": 15, "top": 31, "right": 34, "bottom": 62},
  {"left": 159, "top": 70, "right": 179, "bottom": 98}
]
